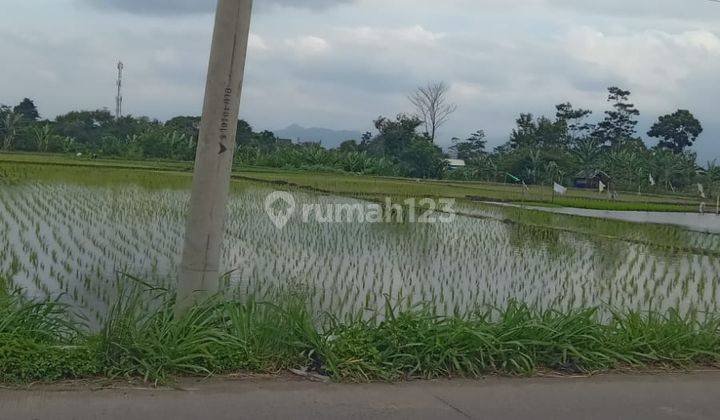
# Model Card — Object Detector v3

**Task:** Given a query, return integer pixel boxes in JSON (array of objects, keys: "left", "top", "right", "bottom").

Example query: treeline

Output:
[
  {"left": 1, "top": 87, "right": 718, "bottom": 192},
  {"left": 449, "top": 87, "right": 716, "bottom": 193},
  {"left": 0, "top": 99, "right": 444, "bottom": 178}
]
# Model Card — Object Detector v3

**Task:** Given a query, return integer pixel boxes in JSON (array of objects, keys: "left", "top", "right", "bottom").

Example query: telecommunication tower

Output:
[{"left": 115, "top": 61, "right": 124, "bottom": 119}]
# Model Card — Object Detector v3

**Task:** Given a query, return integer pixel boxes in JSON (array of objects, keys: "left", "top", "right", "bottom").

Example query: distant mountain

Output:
[{"left": 273, "top": 124, "right": 363, "bottom": 149}]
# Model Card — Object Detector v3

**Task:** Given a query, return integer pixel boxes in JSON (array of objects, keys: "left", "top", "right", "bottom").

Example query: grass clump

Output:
[
  {"left": 321, "top": 304, "right": 720, "bottom": 381},
  {"left": 98, "top": 288, "right": 319, "bottom": 383},
  {"left": 0, "top": 285, "right": 719, "bottom": 384},
  {"left": 0, "top": 287, "right": 101, "bottom": 382}
]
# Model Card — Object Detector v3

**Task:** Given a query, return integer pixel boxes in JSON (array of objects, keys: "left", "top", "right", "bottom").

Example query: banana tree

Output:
[
  {"left": 32, "top": 125, "right": 53, "bottom": 153},
  {"left": 1, "top": 110, "right": 22, "bottom": 151},
  {"left": 571, "top": 138, "right": 602, "bottom": 173}
]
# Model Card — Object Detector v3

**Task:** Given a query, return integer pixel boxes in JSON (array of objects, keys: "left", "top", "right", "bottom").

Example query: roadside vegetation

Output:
[{"left": 1, "top": 281, "right": 719, "bottom": 384}]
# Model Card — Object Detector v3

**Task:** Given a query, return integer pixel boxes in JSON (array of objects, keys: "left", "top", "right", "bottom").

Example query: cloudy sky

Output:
[{"left": 1, "top": 0, "right": 719, "bottom": 161}]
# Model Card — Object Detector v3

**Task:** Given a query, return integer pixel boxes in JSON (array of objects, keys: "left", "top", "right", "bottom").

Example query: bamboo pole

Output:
[{"left": 176, "top": 0, "right": 254, "bottom": 314}]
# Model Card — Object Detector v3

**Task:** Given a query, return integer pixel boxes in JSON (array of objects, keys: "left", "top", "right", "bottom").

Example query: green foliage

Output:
[
  {"left": 0, "top": 289, "right": 101, "bottom": 382},
  {"left": 509, "top": 114, "right": 568, "bottom": 150},
  {"left": 99, "top": 287, "right": 229, "bottom": 382},
  {"left": 0, "top": 106, "right": 23, "bottom": 151},
  {"left": 90, "top": 280, "right": 319, "bottom": 382},
  {"left": 571, "top": 138, "right": 603, "bottom": 173},
  {"left": 399, "top": 137, "right": 447, "bottom": 178},
  {"left": 2, "top": 283, "right": 719, "bottom": 384},
  {"left": 555, "top": 102, "right": 594, "bottom": 141},
  {"left": 648, "top": 149, "right": 698, "bottom": 192},
  {"left": 364, "top": 114, "right": 447, "bottom": 178},
  {"left": 457, "top": 87, "right": 710, "bottom": 193},
  {"left": 594, "top": 86, "right": 640, "bottom": 149},
  {"left": 0, "top": 339, "right": 100, "bottom": 383},
  {"left": 13, "top": 98, "right": 40, "bottom": 122},
  {"left": 0, "top": 89, "right": 712, "bottom": 191},
  {"left": 53, "top": 109, "right": 118, "bottom": 150},
  {"left": 450, "top": 130, "right": 487, "bottom": 161},
  {"left": 648, "top": 110, "right": 703, "bottom": 154}
]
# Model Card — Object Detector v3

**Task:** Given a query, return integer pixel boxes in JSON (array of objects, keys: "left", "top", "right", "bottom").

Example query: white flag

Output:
[
  {"left": 649, "top": 174, "right": 656, "bottom": 186},
  {"left": 553, "top": 183, "right": 567, "bottom": 195},
  {"left": 698, "top": 184, "right": 706, "bottom": 199},
  {"left": 599, "top": 181, "right": 606, "bottom": 193}
]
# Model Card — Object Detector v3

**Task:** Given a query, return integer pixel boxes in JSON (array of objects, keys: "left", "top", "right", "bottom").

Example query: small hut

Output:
[
  {"left": 445, "top": 159, "right": 466, "bottom": 170},
  {"left": 573, "top": 169, "right": 611, "bottom": 189}
]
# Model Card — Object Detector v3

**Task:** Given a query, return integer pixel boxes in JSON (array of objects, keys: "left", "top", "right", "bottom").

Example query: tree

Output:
[
  {"left": 408, "top": 82, "right": 457, "bottom": 142},
  {"left": 571, "top": 137, "right": 603, "bottom": 173},
  {"left": 594, "top": 87, "right": 640, "bottom": 149},
  {"left": 465, "top": 154, "right": 498, "bottom": 182},
  {"left": 1, "top": 108, "right": 22, "bottom": 151},
  {"left": 366, "top": 114, "right": 423, "bottom": 158},
  {"left": 450, "top": 130, "right": 487, "bottom": 161},
  {"left": 706, "top": 160, "right": 720, "bottom": 183},
  {"left": 555, "top": 102, "right": 593, "bottom": 145},
  {"left": 361, "top": 114, "right": 446, "bottom": 178},
  {"left": 399, "top": 136, "right": 447, "bottom": 179},
  {"left": 603, "top": 148, "right": 646, "bottom": 189},
  {"left": 32, "top": 125, "right": 53, "bottom": 153},
  {"left": 534, "top": 116, "right": 567, "bottom": 149},
  {"left": 13, "top": 98, "right": 40, "bottom": 122},
  {"left": 54, "top": 110, "right": 116, "bottom": 150},
  {"left": 508, "top": 114, "right": 566, "bottom": 150},
  {"left": 165, "top": 116, "right": 201, "bottom": 140},
  {"left": 648, "top": 149, "right": 697, "bottom": 191},
  {"left": 234, "top": 120, "right": 253, "bottom": 150},
  {"left": 508, "top": 113, "right": 538, "bottom": 150},
  {"left": 337, "top": 140, "right": 359, "bottom": 154},
  {"left": 648, "top": 109, "right": 703, "bottom": 154}
]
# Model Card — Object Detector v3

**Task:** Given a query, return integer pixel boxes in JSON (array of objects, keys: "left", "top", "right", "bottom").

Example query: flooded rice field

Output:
[
  {"left": 483, "top": 201, "right": 720, "bottom": 234},
  {"left": 1, "top": 166, "right": 719, "bottom": 323}
]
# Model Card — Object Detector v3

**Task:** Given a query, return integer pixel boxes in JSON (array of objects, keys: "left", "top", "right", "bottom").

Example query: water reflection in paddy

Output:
[{"left": 1, "top": 177, "right": 718, "bottom": 324}]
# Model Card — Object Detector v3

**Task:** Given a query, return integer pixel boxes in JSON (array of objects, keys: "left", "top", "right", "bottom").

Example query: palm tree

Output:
[
  {"left": 649, "top": 150, "right": 694, "bottom": 192},
  {"left": 603, "top": 148, "right": 647, "bottom": 189},
  {"left": 707, "top": 160, "right": 720, "bottom": 182},
  {"left": 571, "top": 138, "right": 602, "bottom": 173},
  {"left": 544, "top": 160, "right": 559, "bottom": 185}
]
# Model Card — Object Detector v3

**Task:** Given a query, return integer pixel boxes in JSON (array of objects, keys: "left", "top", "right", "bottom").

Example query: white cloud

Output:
[
  {"left": 2, "top": 0, "right": 720, "bottom": 161},
  {"left": 81, "top": 0, "right": 359, "bottom": 15},
  {"left": 339, "top": 25, "right": 444, "bottom": 47},
  {"left": 565, "top": 27, "right": 720, "bottom": 84},
  {"left": 249, "top": 34, "right": 270, "bottom": 52}
]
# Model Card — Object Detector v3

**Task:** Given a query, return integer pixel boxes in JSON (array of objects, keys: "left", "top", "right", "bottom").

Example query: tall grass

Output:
[
  {"left": 0, "top": 280, "right": 99, "bottom": 382},
  {"left": 1, "top": 283, "right": 719, "bottom": 384},
  {"left": 97, "top": 285, "right": 319, "bottom": 383},
  {"left": 322, "top": 303, "right": 720, "bottom": 380}
]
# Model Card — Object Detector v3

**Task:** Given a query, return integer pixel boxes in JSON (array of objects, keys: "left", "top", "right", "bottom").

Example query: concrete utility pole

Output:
[{"left": 176, "top": 0, "right": 254, "bottom": 314}]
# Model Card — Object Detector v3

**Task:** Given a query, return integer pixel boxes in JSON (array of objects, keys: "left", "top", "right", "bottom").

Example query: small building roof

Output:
[
  {"left": 574, "top": 169, "right": 611, "bottom": 179},
  {"left": 446, "top": 159, "right": 466, "bottom": 167}
]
